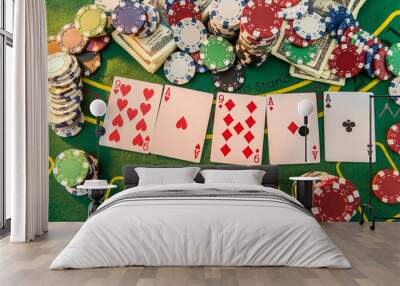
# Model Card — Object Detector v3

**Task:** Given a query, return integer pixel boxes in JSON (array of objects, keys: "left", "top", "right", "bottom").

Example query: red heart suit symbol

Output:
[
  {"left": 132, "top": 133, "right": 144, "bottom": 147},
  {"left": 176, "top": 116, "right": 187, "bottom": 130},
  {"left": 140, "top": 103, "right": 151, "bottom": 115},
  {"left": 143, "top": 88, "right": 154, "bottom": 101},
  {"left": 109, "top": 129, "right": 120, "bottom": 142},
  {"left": 136, "top": 118, "right": 147, "bottom": 132},
  {"left": 112, "top": 114, "right": 123, "bottom": 127},
  {"left": 117, "top": 99, "right": 128, "bottom": 111},
  {"left": 120, "top": 84, "right": 131, "bottom": 97},
  {"left": 127, "top": 108, "right": 138, "bottom": 121}
]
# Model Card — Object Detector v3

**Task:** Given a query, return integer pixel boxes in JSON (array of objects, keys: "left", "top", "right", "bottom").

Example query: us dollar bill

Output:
[
  {"left": 290, "top": 65, "right": 346, "bottom": 86},
  {"left": 272, "top": 0, "right": 366, "bottom": 79}
]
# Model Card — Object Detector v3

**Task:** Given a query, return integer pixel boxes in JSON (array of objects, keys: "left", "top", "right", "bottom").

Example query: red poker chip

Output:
[
  {"left": 277, "top": 0, "right": 301, "bottom": 8},
  {"left": 339, "top": 26, "right": 360, "bottom": 45},
  {"left": 85, "top": 35, "right": 110, "bottom": 52},
  {"left": 285, "top": 22, "right": 315, "bottom": 47},
  {"left": 328, "top": 43, "right": 366, "bottom": 78},
  {"left": 241, "top": 0, "right": 283, "bottom": 40},
  {"left": 168, "top": 0, "right": 202, "bottom": 27},
  {"left": 373, "top": 47, "right": 391, "bottom": 80},
  {"left": 387, "top": 123, "right": 400, "bottom": 154},
  {"left": 312, "top": 177, "right": 360, "bottom": 222},
  {"left": 372, "top": 169, "right": 400, "bottom": 204}
]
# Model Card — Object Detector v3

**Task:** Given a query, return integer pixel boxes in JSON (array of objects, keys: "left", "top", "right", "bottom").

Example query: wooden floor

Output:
[{"left": 0, "top": 223, "right": 399, "bottom": 286}]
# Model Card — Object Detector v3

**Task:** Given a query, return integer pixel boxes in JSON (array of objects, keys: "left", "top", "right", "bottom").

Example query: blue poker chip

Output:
[
  {"left": 336, "top": 17, "right": 359, "bottom": 40},
  {"left": 325, "top": 6, "right": 352, "bottom": 37},
  {"left": 364, "top": 44, "right": 380, "bottom": 78}
]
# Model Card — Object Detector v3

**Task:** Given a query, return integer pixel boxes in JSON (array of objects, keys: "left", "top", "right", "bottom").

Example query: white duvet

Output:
[{"left": 50, "top": 183, "right": 351, "bottom": 269}]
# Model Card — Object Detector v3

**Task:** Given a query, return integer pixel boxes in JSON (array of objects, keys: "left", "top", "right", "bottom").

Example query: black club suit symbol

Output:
[{"left": 343, "top": 120, "right": 356, "bottom": 132}]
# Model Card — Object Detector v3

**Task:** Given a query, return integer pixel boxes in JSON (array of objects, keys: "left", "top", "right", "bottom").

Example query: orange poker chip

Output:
[
  {"left": 48, "top": 36, "right": 61, "bottom": 55},
  {"left": 57, "top": 23, "right": 89, "bottom": 55}
]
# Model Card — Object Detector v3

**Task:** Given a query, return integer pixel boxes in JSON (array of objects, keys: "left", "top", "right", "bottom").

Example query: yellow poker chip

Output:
[{"left": 74, "top": 4, "right": 107, "bottom": 37}]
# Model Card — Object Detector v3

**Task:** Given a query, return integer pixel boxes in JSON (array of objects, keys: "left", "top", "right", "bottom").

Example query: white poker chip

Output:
[
  {"left": 137, "top": 3, "right": 160, "bottom": 38},
  {"left": 163, "top": 51, "right": 196, "bottom": 85},
  {"left": 209, "top": 0, "right": 246, "bottom": 29},
  {"left": 173, "top": 17, "right": 207, "bottom": 53},
  {"left": 389, "top": 76, "right": 400, "bottom": 106},
  {"left": 281, "top": 0, "right": 309, "bottom": 20},
  {"left": 293, "top": 12, "right": 326, "bottom": 41}
]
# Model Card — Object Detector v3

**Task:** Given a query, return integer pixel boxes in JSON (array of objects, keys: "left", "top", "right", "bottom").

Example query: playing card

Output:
[
  {"left": 150, "top": 85, "right": 213, "bottom": 163},
  {"left": 99, "top": 76, "right": 163, "bottom": 154},
  {"left": 267, "top": 93, "right": 320, "bottom": 165},
  {"left": 324, "top": 92, "right": 375, "bottom": 163},
  {"left": 210, "top": 93, "right": 267, "bottom": 165}
]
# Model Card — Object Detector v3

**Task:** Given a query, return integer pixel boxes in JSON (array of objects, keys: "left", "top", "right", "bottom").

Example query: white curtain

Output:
[{"left": 7, "top": 0, "right": 49, "bottom": 242}]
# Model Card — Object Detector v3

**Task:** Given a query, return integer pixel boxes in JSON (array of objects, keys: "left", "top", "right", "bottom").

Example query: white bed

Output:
[{"left": 50, "top": 178, "right": 351, "bottom": 269}]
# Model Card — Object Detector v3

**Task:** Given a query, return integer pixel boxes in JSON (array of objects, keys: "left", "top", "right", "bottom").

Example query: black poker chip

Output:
[{"left": 212, "top": 62, "right": 246, "bottom": 92}]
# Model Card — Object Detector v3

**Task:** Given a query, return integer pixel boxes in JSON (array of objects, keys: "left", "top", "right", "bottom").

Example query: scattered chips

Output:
[
  {"left": 372, "top": 169, "right": 400, "bottom": 204},
  {"left": 328, "top": 44, "right": 365, "bottom": 78},
  {"left": 75, "top": 4, "right": 107, "bottom": 37},
  {"left": 164, "top": 51, "right": 196, "bottom": 85}
]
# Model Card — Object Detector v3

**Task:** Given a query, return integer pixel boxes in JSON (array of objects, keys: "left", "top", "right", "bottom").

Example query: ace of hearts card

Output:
[
  {"left": 267, "top": 93, "right": 320, "bottom": 165},
  {"left": 99, "top": 76, "right": 163, "bottom": 154},
  {"left": 210, "top": 92, "right": 267, "bottom": 165},
  {"left": 150, "top": 85, "right": 213, "bottom": 163},
  {"left": 324, "top": 92, "right": 375, "bottom": 163}
]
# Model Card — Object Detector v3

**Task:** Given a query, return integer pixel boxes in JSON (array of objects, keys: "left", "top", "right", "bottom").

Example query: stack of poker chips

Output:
[
  {"left": 48, "top": 52, "right": 84, "bottom": 138},
  {"left": 236, "top": 0, "right": 284, "bottom": 67},
  {"left": 208, "top": 0, "right": 246, "bottom": 39},
  {"left": 53, "top": 149, "right": 100, "bottom": 196}
]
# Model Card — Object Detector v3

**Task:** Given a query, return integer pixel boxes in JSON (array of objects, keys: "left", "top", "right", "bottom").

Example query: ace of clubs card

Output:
[
  {"left": 150, "top": 85, "right": 213, "bottom": 163},
  {"left": 210, "top": 92, "right": 267, "bottom": 165},
  {"left": 267, "top": 93, "right": 320, "bottom": 165},
  {"left": 99, "top": 76, "right": 163, "bottom": 154},
  {"left": 324, "top": 92, "right": 375, "bottom": 162}
]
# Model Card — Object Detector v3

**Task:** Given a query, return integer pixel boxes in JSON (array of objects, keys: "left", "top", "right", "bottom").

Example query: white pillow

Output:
[
  {"left": 200, "top": 169, "right": 266, "bottom": 185},
  {"left": 135, "top": 167, "right": 201, "bottom": 186}
]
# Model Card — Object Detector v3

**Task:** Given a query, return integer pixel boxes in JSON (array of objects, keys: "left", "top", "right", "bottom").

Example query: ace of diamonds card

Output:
[
  {"left": 150, "top": 85, "right": 213, "bottom": 163},
  {"left": 267, "top": 93, "right": 320, "bottom": 165},
  {"left": 99, "top": 76, "right": 163, "bottom": 153},
  {"left": 210, "top": 93, "right": 267, "bottom": 165}
]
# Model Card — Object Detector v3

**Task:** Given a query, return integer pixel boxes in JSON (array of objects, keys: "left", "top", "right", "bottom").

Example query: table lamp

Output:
[
  {"left": 297, "top": 99, "right": 314, "bottom": 162},
  {"left": 90, "top": 99, "right": 107, "bottom": 161}
]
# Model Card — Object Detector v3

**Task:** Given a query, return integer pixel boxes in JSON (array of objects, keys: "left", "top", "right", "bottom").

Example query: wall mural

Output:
[{"left": 47, "top": 0, "right": 400, "bottom": 222}]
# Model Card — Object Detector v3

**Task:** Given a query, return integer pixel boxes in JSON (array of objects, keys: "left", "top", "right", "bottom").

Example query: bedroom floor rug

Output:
[{"left": 0, "top": 223, "right": 398, "bottom": 286}]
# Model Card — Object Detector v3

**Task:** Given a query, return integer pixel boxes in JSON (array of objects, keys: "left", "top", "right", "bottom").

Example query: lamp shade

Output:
[
  {"left": 298, "top": 99, "right": 314, "bottom": 117},
  {"left": 90, "top": 99, "right": 107, "bottom": 117}
]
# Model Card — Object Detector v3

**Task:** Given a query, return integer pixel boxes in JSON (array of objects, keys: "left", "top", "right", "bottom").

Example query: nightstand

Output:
[{"left": 289, "top": 177, "right": 321, "bottom": 210}]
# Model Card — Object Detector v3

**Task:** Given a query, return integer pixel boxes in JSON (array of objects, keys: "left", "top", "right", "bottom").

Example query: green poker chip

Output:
[
  {"left": 283, "top": 40, "right": 317, "bottom": 65},
  {"left": 386, "top": 43, "right": 400, "bottom": 76},
  {"left": 200, "top": 36, "right": 235, "bottom": 72},
  {"left": 53, "top": 149, "right": 90, "bottom": 187},
  {"left": 74, "top": 4, "right": 107, "bottom": 37}
]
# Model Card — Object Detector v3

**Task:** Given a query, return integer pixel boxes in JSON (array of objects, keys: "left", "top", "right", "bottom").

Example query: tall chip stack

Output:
[
  {"left": 48, "top": 52, "right": 85, "bottom": 137},
  {"left": 237, "top": 0, "right": 284, "bottom": 67}
]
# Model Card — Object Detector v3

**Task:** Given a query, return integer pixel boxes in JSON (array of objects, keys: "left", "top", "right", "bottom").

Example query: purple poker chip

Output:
[{"left": 112, "top": 1, "right": 147, "bottom": 35}]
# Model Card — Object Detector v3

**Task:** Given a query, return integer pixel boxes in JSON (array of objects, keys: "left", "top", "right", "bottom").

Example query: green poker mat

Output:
[{"left": 47, "top": 0, "right": 400, "bottom": 222}]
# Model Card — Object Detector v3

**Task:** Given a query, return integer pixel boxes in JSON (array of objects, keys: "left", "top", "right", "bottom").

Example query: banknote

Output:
[{"left": 290, "top": 66, "right": 346, "bottom": 86}]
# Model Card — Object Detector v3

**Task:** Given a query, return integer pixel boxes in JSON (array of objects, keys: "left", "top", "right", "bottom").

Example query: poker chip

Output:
[
  {"left": 53, "top": 149, "right": 90, "bottom": 187},
  {"left": 364, "top": 44, "right": 380, "bottom": 78},
  {"left": 51, "top": 112, "right": 85, "bottom": 138},
  {"left": 56, "top": 23, "right": 89, "bottom": 54},
  {"left": 339, "top": 25, "right": 360, "bottom": 44},
  {"left": 389, "top": 77, "right": 400, "bottom": 106},
  {"left": 293, "top": 12, "right": 326, "bottom": 41},
  {"left": 168, "top": 0, "right": 202, "bottom": 27},
  {"left": 283, "top": 39, "right": 317, "bottom": 65},
  {"left": 387, "top": 123, "right": 400, "bottom": 154},
  {"left": 241, "top": 0, "right": 283, "bottom": 40},
  {"left": 85, "top": 35, "right": 110, "bottom": 52},
  {"left": 277, "top": 0, "right": 301, "bottom": 8},
  {"left": 386, "top": 43, "right": 400, "bottom": 76},
  {"left": 112, "top": 0, "right": 146, "bottom": 35},
  {"left": 285, "top": 22, "right": 315, "bottom": 47},
  {"left": 163, "top": 51, "right": 196, "bottom": 85},
  {"left": 173, "top": 17, "right": 207, "bottom": 53},
  {"left": 373, "top": 47, "right": 391, "bottom": 81},
  {"left": 191, "top": 51, "right": 209, "bottom": 73},
  {"left": 200, "top": 35, "right": 235, "bottom": 71},
  {"left": 48, "top": 36, "right": 61, "bottom": 55},
  {"left": 48, "top": 52, "right": 74, "bottom": 79},
  {"left": 212, "top": 62, "right": 245, "bottom": 92},
  {"left": 280, "top": 0, "right": 309, "bottom": 20},
  {"left": 74, "top": 4, "right": 107, "bottom": 37},
  {"left": 312, "top": 177, "right": 360, "bottom": 222},
  {"left": 195, "top": 62, "right": 209, "bottom": 73},
  {"left": 76, "top": 51, "right": 101, "bottom": 76},
  {"left": 372, "top": 169, "right": 400, "bottom": 204},
  {"left": 336, "top": 17, "right": 359, "bottom": 39},
  {"left": 137, "top": 3, "right": 160, "bottom": 38},
  {"left": 328, "top": 43, "right": 366, "bottom": 78},
  {"left": 209, "top": 0, "right": 245, "bottom": 35},
  {"left": 325, "top": 6, "right": 352, "bottom": 37}
]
